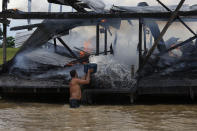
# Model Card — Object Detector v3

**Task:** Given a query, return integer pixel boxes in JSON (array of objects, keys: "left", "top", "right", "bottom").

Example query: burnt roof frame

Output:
[
  {"left": 156, "top": 0, "right": 197, "bottom": 37},
  {"left": 139, "top": 0, "right": 186, "bottom": 72}
]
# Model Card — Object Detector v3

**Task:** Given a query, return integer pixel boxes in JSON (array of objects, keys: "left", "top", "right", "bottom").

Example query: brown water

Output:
[{"left": 0, "top": 100, "right": 197, "bottom": 131}]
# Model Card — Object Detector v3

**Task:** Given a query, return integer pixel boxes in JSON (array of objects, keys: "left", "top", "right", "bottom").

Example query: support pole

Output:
[
  {"left": 96, "top": 24, "right": 100, "bottom": 55},
  {"left": 53, "top": 38, "right": 57, "bottom": 52},
  {"left": 139, "top": 0, "right": 185, "bottom": 71},
  {"left": 27, "top": 0, "right": 31, "bottom": 25},
  {"left": 138, "top": 18, "right": 143, "bottom": 70},
  {"left": 60, "top": 5, "right": 62, "bottom": 12},
  {"left": 2, "top": 23, "right": 7, "bottom": 65},
  {"left": 104, "top": 27, "right": 107, "bottom": 55},
  {"left": 2, "top": 0, "right": 8, "bottom": 65},
  {"left": 2, "top": 0, "right": 8, "bottom": 11},
  {"left": 48, "top": 3, "right": 52, "bottom": 12},
  {"left": 143, "top": 25, "right": 147, "bottom": 53}
]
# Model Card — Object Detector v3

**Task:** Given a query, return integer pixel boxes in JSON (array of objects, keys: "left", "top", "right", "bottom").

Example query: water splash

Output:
[{"left": 89, "top": 55, "right": 137, "bottom": 89}]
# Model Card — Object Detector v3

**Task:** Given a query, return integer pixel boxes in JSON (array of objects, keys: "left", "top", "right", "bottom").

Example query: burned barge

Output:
[{"left": 0, "top": 0, "right": 197, "bottom": 103}]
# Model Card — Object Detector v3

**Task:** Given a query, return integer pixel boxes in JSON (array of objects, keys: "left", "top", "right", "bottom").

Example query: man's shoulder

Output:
[{"left": 71, "top": 78, "right": 80, "bottom": 83}]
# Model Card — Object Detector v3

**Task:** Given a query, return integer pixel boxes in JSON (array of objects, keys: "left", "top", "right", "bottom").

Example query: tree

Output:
[
  {"left": 6, "top": 36, "right": 15, "bottom": 48},
  {"left": 0, "top": 26, "right": 15, "bottom": 48},
  {"left": 0, "top": 37, "right": 15, "bottom": 48}
]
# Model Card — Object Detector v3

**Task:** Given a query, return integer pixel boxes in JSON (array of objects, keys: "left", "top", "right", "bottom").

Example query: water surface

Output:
[{"left": 0, "top": 100, "right": 197, "bottom": 131}]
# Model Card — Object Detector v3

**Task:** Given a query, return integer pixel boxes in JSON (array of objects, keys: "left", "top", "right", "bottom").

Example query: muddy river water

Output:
[{"left": 0, "top": 100, "right": 197, "bottom": 131}]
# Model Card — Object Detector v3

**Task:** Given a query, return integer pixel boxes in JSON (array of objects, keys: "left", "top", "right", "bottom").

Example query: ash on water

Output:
[{"left": 89, "top": 55, "right": 137, "bottom": 89}]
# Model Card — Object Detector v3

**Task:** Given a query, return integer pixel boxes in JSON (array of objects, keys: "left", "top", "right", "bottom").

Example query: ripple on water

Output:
[{"left": 0, "top": 102, "right": 197, "bottom": 130}]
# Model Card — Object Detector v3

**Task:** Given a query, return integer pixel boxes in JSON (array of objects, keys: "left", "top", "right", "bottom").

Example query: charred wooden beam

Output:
[
  {"left": 110, "top": 44, "right": 114, "bottom": 55},
  {"left": 104, "top": 27, "right": 108, "bottom": 55},
  {"left": 57, "top": 37, "right": 78, "bottom": 59},
  {"left": 138, "top": 19, "right": 143, "bottom": 70},
  {"left": 156, "top": 0, "right": 197, "bottom": 36},
  {"left": 0, "top": 18, "right": 10, "bottom": 25},
  {"left": 0, "top": 9, "right": 197, "bottom": 19},
  {"left": 139, "top": 0, "right": 185, "bottom": 71},
  {"left": 159, "top": 35, "right": 197, "bottom": 56},
  {"left": 2, "top": 0, "right": 8, "bottom": 66},
  {"left": 143, "top": 25, "right": 147, "bottom": 53},
  {"left": 2, "top": 24, "right": 7, "bottom": 65},
  {"left": 54, "top": 38, "right": 57, "bottom": 52},
  {"left": 96, "top": 24, "right": 100, "bottom": 55},
  {"left": 10, "top": 23, "right": 42, "bottom": 31},
  {"left": 2, "top": 0, "right": 8, "bottom": 11}
]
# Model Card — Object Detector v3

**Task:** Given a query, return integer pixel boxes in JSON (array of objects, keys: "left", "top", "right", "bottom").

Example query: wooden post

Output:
[
  {"left": 2, "top": 0, "right": 8, "bottom": 65},
  {"left": 96, "top": 24, "right": 100, "bottom": 55},
  {"left": 48, "top": 3, "right": 52, "bottom": 12},
  {"left": 60, "top": 5, "right": 63, "bottom": 12},
  {"left": 143, "top": 25, "right": 147, "bottom": 53},
  {"left": 139, "top": 0, "right": 185, "bottom": 71},
  {"left": 104, "top": 27, "right": 107, "bottom": 55},
  {"left": 2, "top": 0, "right": 8, "bottom": 11},
  {"left": 54, "top": 38, "right": 57, "bottom": 52},
  {"left": 138, "top": 18, "right": 143, "bottom": 70},
  {"left": 27, "top": 0, "right": 31, "bottom": 25},
  {"left": 2, "top": 23, "right": 7, "bottom": 65}
]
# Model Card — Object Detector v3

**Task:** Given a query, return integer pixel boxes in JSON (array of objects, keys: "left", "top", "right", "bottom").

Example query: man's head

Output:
[{"left": 70, "top": 70, "right": 78, "bottom": 78}]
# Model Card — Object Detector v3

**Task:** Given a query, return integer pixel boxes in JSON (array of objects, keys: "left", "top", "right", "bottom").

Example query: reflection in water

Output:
[{"left": 0, "top": 100, "right": 197, "bottom": 130}]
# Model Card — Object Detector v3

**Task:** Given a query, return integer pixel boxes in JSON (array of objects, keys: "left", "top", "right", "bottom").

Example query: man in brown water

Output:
[{"left": 69, "top": 69, "right": 93, "bottom": 108}]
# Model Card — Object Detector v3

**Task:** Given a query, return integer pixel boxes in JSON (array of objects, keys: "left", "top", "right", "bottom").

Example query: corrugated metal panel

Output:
[{"left": 15, "top": 31, "right": 34, "bottom": 48}]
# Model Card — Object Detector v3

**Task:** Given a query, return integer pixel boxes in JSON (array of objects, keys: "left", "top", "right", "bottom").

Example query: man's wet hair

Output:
[{"left": 70, "top": 70, "right": 77, "bottom": 78}]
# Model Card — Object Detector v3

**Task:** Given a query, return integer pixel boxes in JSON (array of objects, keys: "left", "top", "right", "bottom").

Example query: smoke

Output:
[
  {"left": 61, "top": 26, "right": 96, "bottom": 49},
  {"left": 33, "top": 64, "right": 85, "bottom": 80},
  {"left": 112, "top": 20, "right": 139, "bottom": 68},
  {"left": 11, "top": 50, "right": 35, "bottom": 70},
  {"left": 60, "top": 19, "right": 139, "bottom": 67},
  {"left": 161, "top": 21, "right": 197, "bottom": 41}
]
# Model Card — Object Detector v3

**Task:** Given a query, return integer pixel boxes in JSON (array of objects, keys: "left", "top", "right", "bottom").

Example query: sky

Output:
[{"left": 0, "top": 0, "right": 196, "bottom": 36}]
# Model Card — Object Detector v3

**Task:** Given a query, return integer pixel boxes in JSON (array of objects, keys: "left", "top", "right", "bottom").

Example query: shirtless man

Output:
[{"left": 69, "top": 69, "right": 93, "bottom": 108}]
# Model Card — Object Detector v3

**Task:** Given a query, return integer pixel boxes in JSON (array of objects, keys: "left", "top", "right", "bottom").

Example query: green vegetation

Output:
[
  {"left": 0, "top": 48, "right": 19, "bottom": 64},
  {"left": 0, "top": 36, "right": 15, "bottom": 48}
]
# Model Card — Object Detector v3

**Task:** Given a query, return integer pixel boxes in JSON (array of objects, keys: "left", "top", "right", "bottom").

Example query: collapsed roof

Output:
[{"left": 47, "top": 0, "right": 197, "bottom": 14}]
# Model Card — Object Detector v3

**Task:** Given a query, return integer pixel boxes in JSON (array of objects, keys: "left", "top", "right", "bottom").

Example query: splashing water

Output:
[{"left": 89, "top": 55, "right": 137, "bottom": 89}]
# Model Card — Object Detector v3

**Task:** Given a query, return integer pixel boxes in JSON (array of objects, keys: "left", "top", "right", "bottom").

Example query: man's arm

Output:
[
  {"left": 81, "top": 74, "right": 87, "bottom": 80},
  {"left": 77, "top": 69, "right": 93, "bottom": 85}
]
